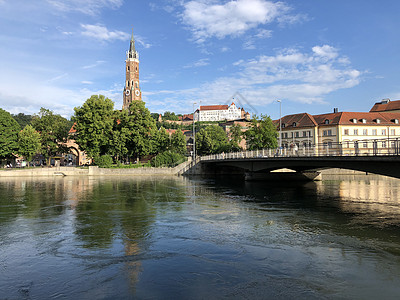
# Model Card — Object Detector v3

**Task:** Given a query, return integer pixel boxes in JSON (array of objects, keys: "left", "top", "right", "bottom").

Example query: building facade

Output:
[
  {"left": 277, "top": 111, "right": 400, "bottom": 155},
  {"left": 122, "top": 32, "right": 142, "bottom": 110},
  {"left": 194, "top": 102, "right": 244, "bottom": 122}
]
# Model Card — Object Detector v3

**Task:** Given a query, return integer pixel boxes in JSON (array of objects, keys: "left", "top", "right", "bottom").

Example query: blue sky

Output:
[{"left": 1, "top": 0, "right": 400, "bottom": 119}]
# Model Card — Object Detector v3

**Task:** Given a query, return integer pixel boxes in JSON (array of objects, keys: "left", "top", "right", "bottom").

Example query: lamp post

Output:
[
  {"left": 193, "top": 102, "right": 197, "bottom": 161},
  {"left": 277, "top": 100, "right": 282, "bottom": 149}
]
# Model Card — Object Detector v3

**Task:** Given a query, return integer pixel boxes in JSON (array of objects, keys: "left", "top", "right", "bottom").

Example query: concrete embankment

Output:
[{"left": 0, "top": 159, "right": 194, "bottom": 177}]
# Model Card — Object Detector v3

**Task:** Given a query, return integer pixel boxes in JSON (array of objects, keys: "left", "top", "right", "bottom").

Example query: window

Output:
[
  {"left": 352, "top": 118, "right": 357, "bottom": 123},
  {"left": 344, "top": 129, "right": 349, "bottom": 135},
  {"left": 362, "top": 119, "right": 367, "bottom": 123},
  {"left": 382, "top": 129, "right": 386, "bottom": 135},
  {"left": 363, "top": 129, "right": 368, "bottom": 135},
  {"left": 292, "top": 122, "right": 297, "bottom": 127},
  {"left": 282, "top": 123, "right": 285, "bottom": 128},
  {"left": 324, "top": 119, "right": 330, "bottom": 124},
  {"left": 284, "top": 133, "right": 288, "bottom": 138},
  {"left": 295, "top": 132, "right": 299, "bottom": 138},
  {"left": 382, "top": 141, "right": 387, "bottom": 148},
  {"left": 391, "top": 129, "right": 396, "bottom": 135},
  {"left": 372, "top": 129, "right": 377, "bottom": 136},
  {"left": 394, "top": 119, "right": 399, "bottom": 124},
  {"left": 323, "top": 130, "right": 332, "bottom": 136},
  {"left": 376, "top": 119, "right": 381, "bottom": 124},
  {"left": 363, "top": 141, "right": 368, "bottom": 148},
  {"left": 354, "top": 129, "right": 358, "bottom": 135},
  {"left": 302, "top": 131, "right": 307, "bottom": 137}
]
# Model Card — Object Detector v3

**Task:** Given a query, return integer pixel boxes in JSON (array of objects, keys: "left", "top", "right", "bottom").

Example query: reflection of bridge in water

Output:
[{"left": 198, "top": 138, "right": 400, "bottom": 180}]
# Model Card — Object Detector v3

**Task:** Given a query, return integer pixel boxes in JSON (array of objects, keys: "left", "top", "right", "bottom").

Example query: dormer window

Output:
[
  {"left": 362, "top": 119, "right": 367, "bottom": 124},
  {"left": 352, "top": 118, "right": 357, "bottom": 123},
  {"left": 281, "top": 123, "right": 285, "bottom": 128},
  {"left": 376, "top": 118, "right": 381, "bottom": 124},
  {"left": 324, "top": 119, "right": 330, "bottom": 124},
  {"left": 393, "top": 119, "right": 399, "bottom": 124},
  {"left": 292, "top": 122, "right": 297, "bottom": 127}
]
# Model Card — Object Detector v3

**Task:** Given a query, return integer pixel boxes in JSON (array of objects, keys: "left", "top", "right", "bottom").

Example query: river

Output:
[{"left": 1, "top": 174, "right": 400, "bottom": 299}]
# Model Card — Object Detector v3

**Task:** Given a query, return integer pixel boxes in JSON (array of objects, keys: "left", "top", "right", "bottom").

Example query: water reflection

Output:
[{"left": 1, "top": 175, "right": 400, "bottom": 299}]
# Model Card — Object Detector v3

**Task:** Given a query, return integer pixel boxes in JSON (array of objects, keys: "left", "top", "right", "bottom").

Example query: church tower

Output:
[{"left": 123, "top": 31, "right": 142, "bottom": 110}]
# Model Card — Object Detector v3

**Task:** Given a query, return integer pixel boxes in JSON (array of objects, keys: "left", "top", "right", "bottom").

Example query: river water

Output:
[{"left": 1, "top": 174, "right": 400, "bottom": 299}]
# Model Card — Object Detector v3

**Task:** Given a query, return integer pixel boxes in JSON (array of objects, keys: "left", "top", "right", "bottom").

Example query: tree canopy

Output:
[
  {"left": 31, "top": 108, "right": 71, "bottom": 164},
  {"left": 245, "top": 115, "right": 278, "bottom": 150},
  {"left": 18, "top": 125, "right": 41, "bottom": 161},
  {"left": 73, "top": 95, "right": 115, "bottom": 159},
  {"left": 12, "top": 113, "right": 33, "bottom": 128},
  {"left": 196, "top": 125, "right": 229, "bottom": 155},
  {"left": 0, "top": 108, "right": 21, "bottom": 159}
]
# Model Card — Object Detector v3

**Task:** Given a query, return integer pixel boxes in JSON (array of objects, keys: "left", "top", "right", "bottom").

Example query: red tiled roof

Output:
[
  {"left": 370, "top": 100, "right": 400, "bottom": 112},
  {"left": 274, "top": 111, "right": 400, "bottom": 128},
  {"left": 69, "top": 123, "right": 77, "bottom": 134},
  {"left": 200, "top": 105, "right": 229, "bottom": 111}
]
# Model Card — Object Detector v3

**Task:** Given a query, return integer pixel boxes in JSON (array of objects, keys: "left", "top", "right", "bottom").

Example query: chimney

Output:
[{"left": 333, "top": 108, "right": 338, "bottom": 113}]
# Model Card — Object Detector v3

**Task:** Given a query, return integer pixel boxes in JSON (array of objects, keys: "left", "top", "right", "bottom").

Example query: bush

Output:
[
  {"left": 94, "top": 155, "right": 113, "bottom": 168},
  {"left": 151, "top": 151, "right": 186, "bottom": 167}
]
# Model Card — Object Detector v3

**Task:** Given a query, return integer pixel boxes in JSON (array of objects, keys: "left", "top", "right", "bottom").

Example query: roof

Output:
[
  {"left": 274, "top": 111, "right": 400, "bottom": 129},
  {"left": 370, "top": 100, "right": 400, "bottom": 112},
  {"left": 69, "top": 123, "right": 77, "bottom": 134},
  {"left": 199, "top": 105, "right": 229, "bottom": 111},
  {"left": 274, "top": 113, "right": 318, "bottom": 129}
]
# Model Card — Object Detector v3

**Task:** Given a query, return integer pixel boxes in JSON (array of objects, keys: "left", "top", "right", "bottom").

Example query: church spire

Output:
[{"left": 127, "top": 28, "right": 138, "bottom": 60}]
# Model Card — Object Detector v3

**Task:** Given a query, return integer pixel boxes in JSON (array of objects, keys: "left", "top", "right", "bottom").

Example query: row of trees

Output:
[
  {"left": 1, "top": 94, "right": 278, "bottom": 166},
  {"left": 0, "top": 108, "right": 72, "bottom": 164},
  {"left": 195, "top": 115, "right": 278, "bottom": 155},
  {"left": 73, "top": 95, "right": 186, "bottom": 164}
]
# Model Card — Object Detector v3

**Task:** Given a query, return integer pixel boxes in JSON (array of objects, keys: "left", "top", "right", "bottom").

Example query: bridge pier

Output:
[{"left": 244, "top": 170, "right": 321, "bottom": 181}]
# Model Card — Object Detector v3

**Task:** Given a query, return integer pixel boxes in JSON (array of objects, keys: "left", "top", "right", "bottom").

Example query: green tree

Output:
[
  {"left": 228, "top": 123, "right": 243, "bottom": 151},
  {"left": 0, "top": 108, "right": 20, "bottom": 159},
  {"left": 196, "top": 125, "right": 229, "bottom": 155},
  {"left": 73, "top": 95, "right": 115, "bottom": 159},
  {"left": 163, "top": 111, "right": 179, "bottom": 121},
  {"left": 18, "top": 125, "right": 42, "bottom": 161},
  {"left": 245, "top": 115, "right": 278, "bottom": 150},
  {"left": 31, "top": 108, "right": 71, "bottom": 165},
  {"left": 110, "top": 109, "right": 129, "bottom": 162},
  {"left": 12, "top": 113, "right": 33, "bottom": 128},
  {"left": 170, "top": 130, "right": 187, "bottom": 155},
  {"left": 154, "top": 127, "right": 170, "bottom": 153},
  {"left": 124, "top": 101, "right": 157, "bottom": 161}
]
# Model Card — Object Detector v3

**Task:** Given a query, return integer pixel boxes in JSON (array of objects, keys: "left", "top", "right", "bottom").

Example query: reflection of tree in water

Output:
[
  {"left": 0, "top": 177, "right": 68, "bottom": 227},
  {"left": 73, "top": 176, "right": 188, "bottom": 293}
]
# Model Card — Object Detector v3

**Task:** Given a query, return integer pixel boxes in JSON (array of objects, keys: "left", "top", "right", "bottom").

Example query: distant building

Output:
[
  {"left": 194, "top": 102, "right": 246, "bottom": 122},
  {"left": 276, "top": 109, "right": 400, "bottom": 155},
  {"left": 370, "top": 98, "right": 400, "bottom": 113},
  {"left": 220, "top": 119, "right": 252, "bottom": 150}
]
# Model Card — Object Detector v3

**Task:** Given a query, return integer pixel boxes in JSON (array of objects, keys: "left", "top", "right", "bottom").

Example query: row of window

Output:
[
  {"left": 343, "top": 129, "right": 395, "bottom": 136},
  {"left": 281, "top": 131, "right": 312, "bottom": 138}
]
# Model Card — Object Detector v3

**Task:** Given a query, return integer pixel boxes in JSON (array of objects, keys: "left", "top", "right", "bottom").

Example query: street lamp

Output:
[
  {"left": 193, "top": 102, "right": 197, "bottom": 161},
  {"left": 277, "top": 100, "right": 282, "bottom": 149}
]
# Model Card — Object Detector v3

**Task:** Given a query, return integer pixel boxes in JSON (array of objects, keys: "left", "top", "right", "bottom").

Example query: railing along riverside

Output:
[{"left": 200, "top": 138, "right": 400, "bottom": 162}]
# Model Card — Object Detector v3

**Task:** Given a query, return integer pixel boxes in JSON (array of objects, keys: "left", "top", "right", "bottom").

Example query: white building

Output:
[{"left": 194, "top": 102, "right": 243, "bottom": 122}]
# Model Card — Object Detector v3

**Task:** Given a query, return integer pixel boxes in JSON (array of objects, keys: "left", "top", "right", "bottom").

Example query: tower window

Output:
[{"left": 127, "top": 66, "right": 130, "bottom": 71}]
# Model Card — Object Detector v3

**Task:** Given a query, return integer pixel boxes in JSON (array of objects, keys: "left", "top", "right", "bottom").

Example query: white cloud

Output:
[
  {"left": 82, "top": 60, "right": 106, "bottom": 69},
  {"left": 47, "top": 0, "right": 123, "bottom": 16},
  {"left": 146, "top": 45, "right": 362, "bottom": 113},
  {"left": 183, "top": 58, "right": 210, "bottom": 68},
  {"left": 181, "top": 0, "right": 300, "bottom": 43},
  {"left": 81, "top": 24, "right": 129, "bottom": 41}
]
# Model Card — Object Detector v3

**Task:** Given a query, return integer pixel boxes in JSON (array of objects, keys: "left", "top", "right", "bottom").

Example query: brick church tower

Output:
[{"left": 122, "top": 31, "right": 142, "bottom": 110}]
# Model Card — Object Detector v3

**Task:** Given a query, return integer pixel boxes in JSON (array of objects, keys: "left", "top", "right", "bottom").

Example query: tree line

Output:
[{"left": 0, "top": 94, "right": 278, "bottom": 167}]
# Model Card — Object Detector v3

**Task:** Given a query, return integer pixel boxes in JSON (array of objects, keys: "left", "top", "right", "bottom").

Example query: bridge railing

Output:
[{"left": 200, "top": 138, "right": 400, "bottom": 161}]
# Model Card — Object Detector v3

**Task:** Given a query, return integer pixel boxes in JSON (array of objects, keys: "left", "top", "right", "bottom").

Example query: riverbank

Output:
[{"left": 0, "top": 159, "right": 194, "bottom": 177}]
